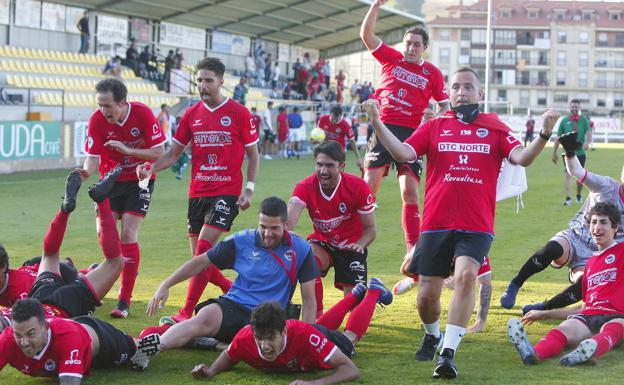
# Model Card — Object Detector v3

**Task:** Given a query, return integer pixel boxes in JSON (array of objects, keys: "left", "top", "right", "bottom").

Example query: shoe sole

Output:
[
  {"left": 560, "top": 339, "right": 597, "bottom": 366},
  {"left": 369, "top": 278, "right": 393, "bottom": 305},
  {"left": 110, "top": 308, "right": 129, "bottom": 318},
  {"left": 88, "top": 166, "right": 121, "bottom": 203},
  {"left": 433, "top": 361, "right": 458, "bottom": 379},
  {"left": 508, "top": 318, "right": 537, "bottom": 365},
  {"left": 62, "top": 171, "right": 82, "bottom": 213},
  {"left": 415, "top": 332, "right": 444, "bottom": 361},
  {"left": 130, "top": 333, "right": 161, "bottom": 371}
]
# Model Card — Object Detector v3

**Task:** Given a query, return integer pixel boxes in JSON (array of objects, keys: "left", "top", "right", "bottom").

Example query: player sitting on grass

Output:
[
  {"left": 190, "top": 279, "right": 392, "bottom": 384},
  {"left": 508, "top": 201, "right": 624, "bottom": 366}
]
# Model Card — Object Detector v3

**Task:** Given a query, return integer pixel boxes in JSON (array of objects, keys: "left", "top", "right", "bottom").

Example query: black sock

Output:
[
  {"left": 511, "top": 241, "right": 564, "bottom": 287},
  {"left": 544, "top": 279, "right": 583, "bottom": 309}
]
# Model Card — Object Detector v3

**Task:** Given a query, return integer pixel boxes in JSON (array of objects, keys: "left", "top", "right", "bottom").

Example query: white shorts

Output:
[
  {"left": 289, "top": 128, "right": 305, "bottom": 142},
  {"left": 552, "top": 229, "right": 597, "bottom": 271}
]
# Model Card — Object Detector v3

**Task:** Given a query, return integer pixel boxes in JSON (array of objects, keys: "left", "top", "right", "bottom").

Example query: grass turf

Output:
[{"left": 1, "top": 147, "right": 623, "bottom": 384}]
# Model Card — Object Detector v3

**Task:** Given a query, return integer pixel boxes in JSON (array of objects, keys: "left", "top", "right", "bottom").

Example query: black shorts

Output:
[
  {"left": 108, "top": 180, "right": 155, "bottom": 217},
  {"left": 22, "top": 256, "right": 78, "bottom": 284},
  {"left": 73, "top": 316, "right": 136, "bottom": 369},
  {"left": 364, "top": 123, "right": 423, "bottom": 179},
  {"left": 313, "top": 324, "right": 356, "bottom": 359},
  {"left": 407, "top": 231, "right": 493, "bottom": 278},
  {"left": 562, "top": 154, "right": 586, "bottom": 171},
  {"left": 187, "top": 195, "right": 240, "bottom": 235},
  {"left": 28, "top": 272, "right": 99, "bottom": 318},
  {"left": 569, "top": 314, "right": 624, "bottom": 334},
  {"left": 195, "top": 297, "right": 251, "bottom": 343},
  {"left": 313, "top": 241, "right": 367, "bottom": 289},
  {"left": 263, "top": 129, "right": 276, "bottom": 143}
]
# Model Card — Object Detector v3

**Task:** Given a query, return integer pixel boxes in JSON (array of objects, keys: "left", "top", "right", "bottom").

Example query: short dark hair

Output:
[
  {"left": 251, "top": 107, "right": 257, "bottom": 112},
  {"left": 314, "top": 140, "right": 345, "bottom": 163},
  {"left": 251, "top": 302, "right": 286, "bottom": 339},
  {"left": 12, "top": 299, "right": 46, "bottom": 324},
  {"left": 278, "top": 106, "right": 285, "bottom": 112},
  {"left": 293, "top": 106, "right": 299, "bottom": 112},
  {"left": 454, "top": 67, "right": 481, "bottom": 81},
  {"left": 0, "top": 244, "right": 8, "bottom": 269},
  {"left": 330, "top": 106, "right": 343, "bottom": 116},
  {"left": 570, "top": 99, "right": 581, "bottom": 105},
  {"left": 588, "top": 201, "right": 621, "bottom": 229},
  {"left": 196, "top": 57, "right": 225, "bottom": 78},
  {"left": 267, "top": 101, "right": 274, "bottom": 107},
  {"left": 95, "top": 78, "right": 128, "bottom": 102},
  {"left": 404, "top": 27, "right": 429, "bottom": 46},
  {"left": 161, "top": 103, "right": 168, "bottom": 109},
  {"left": 259, "top": 197, "right": 287, "bottom": 222}
]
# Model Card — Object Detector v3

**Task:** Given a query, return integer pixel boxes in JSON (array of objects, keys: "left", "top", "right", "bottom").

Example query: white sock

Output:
[
  {"left": 442, "top": 324, "right": 465, "bottom": 353},
  {"left": 423, "top": 321, "right": 441, "bottom": 338}
]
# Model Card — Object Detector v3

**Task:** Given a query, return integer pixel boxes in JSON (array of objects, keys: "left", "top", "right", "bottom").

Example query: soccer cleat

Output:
[
  {"left": 576, "top": 195, "right": 582, "bottom": 204},
  {"left": 560, "top": 339, "right": 597, "bottom": 366},
  {"left": 130, "top": 333, "right": 161, "bottom": 371},
  {"left": 61, "top": 170, "right": 82, "bottom": 213},
  {"left": 351, "top": 282, "right": 368, "bottom": 301},
  {"left": 521, "top": 302, "right": 546, "bottom": 315},
  {"left": 368, "top": 277, "right": 393, "bottom": 305},
  {"left": 500, "top": 282, "right": 520, "bottom": 309},
  {"left": 432, "top": 348, "right": 458, "bottom": 379},
  {"left": 110, "top": 299, "right": 130, "bottom": 319},
  {"left": 563, "top": 198, "right": 572, "bottom": 206},
  {"left": 415, "top": 332, "right": 443, "bottom": 361},
  {"left": 392, "top": 277, "right": 417, "bottom": 296},
  {"left": 185, "top": 337, "right": 220, "bottom": 351},
  {"left": 88, "top": 165, "right": 122, "bottom": 203},
  {"left": 508, "top": 318, "right": 538, "bottom": 365},
  {"left": 159, "top": 313, "right": 188, "bottom": 326}
]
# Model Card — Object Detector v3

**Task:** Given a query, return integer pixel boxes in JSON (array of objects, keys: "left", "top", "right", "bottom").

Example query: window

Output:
[
  {"left": 439, "top": 29, "right": 450, "bottom": 41},
  {"left": 495, "top": 30, "right": 516, "bottom": 45},
  {"left": 520, "top": 90, "right": 530, "bottom": 106},
  {"left": 518, "top": 71, "right": 530, "bottom": 85},
  {"left": 494, "top": 50, "right": 515, "bottom": 65},
  {"left": 557, "top": 31, "right": 567, "bottom": 43},
  {"left": 470, "top": 49, "right": 486, "bottom": 65},
  {"left": 501, "top": 10, "right": 512, "bottom": 19},
  {"left": 582, "top": 11, "right": 593, "bottom": 21},
  {"left": 597, "top": 95, "right": 606, "bottom": 107},
  {"left": 497, "top": 89, "right": 507, "bottom": 101},
  {"left": 557, "top": 51, "right": 566, "bottom": 66},
  {"left": 554, "top": 93, "right": 568, "bottom": 103},
  {"left": 615, "top": 93, "right": 623, "bottom": 108},
  {"left": 576, "top": 93, "right": 590, "bottom": 104},
  {"left": 579, "top": 31, "right": 589, "bottom": 44},
  {"left": 615, "top": 73, "right": 624, "bottom": 88},
  {"left": 471, "top": 29, "right": 487, "bottom": 44},
  {"left": 538, "top": 51, "right": 549, "bottom": 65},
  {"left": 520, "top": 50, "right": 530, "bottom": 61},
  {"left": 439, "top": 48, "right": 450, "bottom": 65},
  {"left": 596, "top": 52, "right": 608, "bottom": 67},
  {"left": 557, "top": 71, "right": 566, "bottom": 86},
  {"left": 528, "top": 10, "right": 538, "bottom": 19},
  {"left": 598, "top": 33, "right": 608, "bottom": 46},
  {"left": 461, "top": 29, "right": 471, "bottom": 41},
  {"left": 615, "top": 53, "right": 624, "bottom": 68},
  {"left": 596, "top": 72, "right": 607, "bottom": 88},
  {"left": 555, "top": 11, "right": 566, "bottom": 21},
  {"left": 538, "top": 91, "right": 547, "bottom": 105},
  {"left": 609, "top": 12, "right": 621, "bottom": 21},
  {"left": 578, "top": 72, "right": 588, "bottom": 87},
  {"left": 578, "top": 52, "right": 588, "bottom": 67},
  {"left": 460, "top": 47, "right": 470, "bottom": 56}
]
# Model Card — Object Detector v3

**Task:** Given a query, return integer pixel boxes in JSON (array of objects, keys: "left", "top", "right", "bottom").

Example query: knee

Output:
[
  {"left": 417, "top": 287, "right": 439, "bottom": 308},
  {"left": 453, "top": 269, "right": 477, "bottom": 293},
  {"left": 400, "top": 185, "right": 419, "bottom": 204}
]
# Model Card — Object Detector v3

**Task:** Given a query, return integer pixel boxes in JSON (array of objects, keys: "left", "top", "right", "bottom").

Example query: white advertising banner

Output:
[
  {"left": 65, "top": 6, "right": 84, "bottom": 34},
  {"left": 160, "top": 22, "right": 205, "bottom": 50},
  {"left": 41, "top": 2, "right": 66, "bottom": 32},
  {"left": 0, "top": 0, "right": 10, "bottom": 25},
  {"left": 278, "top": 42, "right": 290, "bottom": 62},
  {"left": 97, "top": 14, "right": 129, "bottom": 56},
  {"left": 15, "top": 0, "right": 41, "bottom": 28},
  {"left": 73, "top": 121, "right": 88, "bottom": 158}
]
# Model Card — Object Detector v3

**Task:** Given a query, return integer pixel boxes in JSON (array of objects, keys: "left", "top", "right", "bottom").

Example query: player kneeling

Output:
[
  {"left": 0, "top": 299, "right": 137, "bottom": 383},
  {"left": 191, "top": 278, "right": 392, "bottom": 384},
  {"left": 508, "top": 201, "right": 624, "bottom": 366}
]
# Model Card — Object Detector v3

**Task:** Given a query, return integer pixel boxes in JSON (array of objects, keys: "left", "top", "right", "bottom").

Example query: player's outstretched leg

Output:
[
  {"left": 130, "top": 333, "right": 161, "bottom": 371},
  {"left": 507, "top": 318, "right": 538, "bottom": 365},
  {"left": 559, "top": 339, "right": 596, "bottom": 366},
  {"left": 561, "top": 321, "right": 624, "bottom": 366},
  {"left": 316, "top": 283, "right": 366, "bottom": 329},
  {"left": 61, "top": 170, "right": 82, "bottom": 214},
  {"left": 87, "top": 165, "right": 122, "bottom": 203},
  {"left": 522, "top": 279, "right": 583, "bottom": 315},
  {"left": 343, "top": 278, "right": 392, "bottom": 345}
]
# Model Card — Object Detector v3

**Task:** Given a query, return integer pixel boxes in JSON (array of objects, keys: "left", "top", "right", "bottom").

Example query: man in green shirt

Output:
[{"left": 552, "top": 99, "right": 591, "bottom": 205}]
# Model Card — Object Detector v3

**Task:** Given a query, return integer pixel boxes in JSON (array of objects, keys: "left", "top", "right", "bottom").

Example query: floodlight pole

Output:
[{"left": 484, "top": 0, "right": 492, "bottom": 113}]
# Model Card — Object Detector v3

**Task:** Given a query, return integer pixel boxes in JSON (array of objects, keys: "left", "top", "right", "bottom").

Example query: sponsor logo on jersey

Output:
[
  {"left": 44, "top": 359, "right": 56, "bottom": 372},
  {"left": 438, "top": 142, "right": 490, "bottom": 154},
  {"left": 215, "top": 199, "right": 231, "bottom": 215},
  {"left": 461, "top": 130, "right": 472, "bottom": 136},
  {"left": 398, "top": 88, "right": 407, "bottom": 98},
  {"left": 193, "top": 131, "right": 232, "bottom": 146},
  {"left": 458, "top": 154, "right": 469, "bottom": 164},
  {"left": 423, "top": 67, "right": 430, "bottom": 75},
  {"left": 107, "top": 131, "right": 115, "bottom": 138},
  {"left": 390, "top": 66, "right": 429, "bottom": 90},
  {"left": 249, "top": 118, "right": 256, "bottom": 129},
  {"left": 476, "top": 128, "right": 488, "bottom": 138},
  {"left": 192, "top": 119, "right": 202, "bottom": 127},
  {"left": 195, "top": 173, "right": 232, "bottom": 182},
  {"left": 221, "top": 116, "right": 232, "bottom": 127},
  {"left": 130, "top": 127, "right": 140, "bottom": 137},
  {"left": 152, "top": 124, "right": 159, "bottom": 134},
  {"left": 587, "top": 267, "right": 617, "bottom": 289},
  {"left": 339, "top": 202, "right": 347, "bottom": 213},
  {"left": 312, "top": 215, "right": 349, "bottom": 233},
  {"left": 87, "top": 136, "right": 94, "bottom": 149},
  {"left": 366, "top": 194, "right": 374, "bottom": 205},
  {"left": 65, "top": 349, "right": 82, "bottom": 365},
  {"left": 349, "top": 261, "right": 366, "bottom": 272},
  {"left": 216, "top": 216, "right": 227, "bottom": 226},
  {"left": 284, "top": 250, "right": 295, "bottom": 262},
  {"left": 139, "top": 191, "right": 151, "bottom": 200},
  {"left": 440, "top": 130, "right": 453, "bottom": 137},
  {"left": 605, "top": 254, "right": 616, "bottom": 264},
  {"left": 506, "top": 135, "right": 518, "bottom": 144}
]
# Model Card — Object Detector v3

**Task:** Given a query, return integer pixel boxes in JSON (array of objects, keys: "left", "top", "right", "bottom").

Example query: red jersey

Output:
[
  {"left": 85, "top": 102, "right": 165, "bottom": 182},
  {"left": 404, "top": 113, "right": 521, "bottom": 233},
  {"left": 277, "top": 112, "right": 289, "bottom": 142},
  {"left": 226, "top": 321, "right": 337, "bottom": 372},
  {"left": 0, "top": 318, "right": 92, "bottom": 378},
  {"left": 371, "top": 42, "right": 448, "bottom": 129},
  {"left": 582, "top": 242, "right": 624, "bottom": 316},
  {"left": 318, "top": 115, "right": 354, "bottom": 150},
  {"left": 0, "top": 304, "right": 68, "bottom": 327},
  {"left": 290, "top": 172, "right": 375, "bottom": 248},
  {"left": 174, "top": 97, "right": 259, "bottom": 198},
  {"left": 0, "top": 268, "right": 37, "bottom": 307},
  {"left": 251, "top": 114, "right": 262, "bottom": 132}
]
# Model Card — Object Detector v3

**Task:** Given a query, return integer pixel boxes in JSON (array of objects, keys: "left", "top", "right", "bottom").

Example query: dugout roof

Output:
[{"left": 62, "top": 0, "right": 424, "bottom": 57}]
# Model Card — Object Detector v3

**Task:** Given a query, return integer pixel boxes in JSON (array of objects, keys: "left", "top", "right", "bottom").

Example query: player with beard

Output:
[
  {"left": 138, "top": 57, "right": 260, "bottom": 324},
  {"left": 287, "top": 141, "right": 376, "bottom": 317}
]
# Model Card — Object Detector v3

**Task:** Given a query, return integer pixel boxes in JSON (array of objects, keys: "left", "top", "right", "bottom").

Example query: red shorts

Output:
[{"left": 278, "top": 129, "right": 288, "bottom": 143}]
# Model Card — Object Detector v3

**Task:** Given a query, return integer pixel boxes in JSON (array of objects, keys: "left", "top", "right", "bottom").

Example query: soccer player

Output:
[
  {"left": 508, "top": 202, "right": 624, "bottom": 367},
  {"left": 287, "top": 141, "right": 375, "bottom": 317},
  {"left": 287, "top": 106, "right": 304, "bottom": 159},
  {"left": 190, "top": 280, "right": 392, "bottom": 384},
  {"left": 552, "top": 99, "right": 592, "bottom": 205},
  {"left": 137, "top": 57, "right": 260, "bottom": 324},
  {"left": 277, "top": 106, "right": 289, "bottom": 157},
  {"left": 501, "top": 132, "right": 624, "bottom": 314},
  {"left": 363, "top": 67, "right": 559, "bottom": 378},
  {"left": 360, "top": 0, "right": 449, "bottom": 252},
  {"left": 0, "top": 298, "right": 137, "bottom": 383},
  {"left": 78, "top": 78, "right": 166, "bottom": 318},
  {"left": 130, "top": 197, "right": 319, "bottom": 371},
  {"left": 318, "top": 106, "right": 363, "bottom": 170},
  {"left": 261, "top": 100, "right": 275, "bottom": 159}
]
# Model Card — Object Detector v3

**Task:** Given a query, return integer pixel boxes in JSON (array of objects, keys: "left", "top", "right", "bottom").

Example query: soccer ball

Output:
[{"left": 309, "top": 127, "right": 326, "bottom": 143}]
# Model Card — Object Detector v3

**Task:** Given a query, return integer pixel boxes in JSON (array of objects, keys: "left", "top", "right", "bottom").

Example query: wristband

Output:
[
  {"left": 246, "top": 181, "right": 255, "bottom": 192},
  {"left": 539, "top": 131, "right": 551, "bottom": 141}
]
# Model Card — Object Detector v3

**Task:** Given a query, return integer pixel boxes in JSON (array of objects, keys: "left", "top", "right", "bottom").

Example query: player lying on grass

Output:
[
  {"left": 501, "top": 132, "right": 624, "bottom": 314},
  {"left": 508, "top": 201, "right": 624, "bottom": 366},
  {"left": 0, "top": 299, "right": 137, "bottom": 384},
  {"left": 190, "top": 278, "right": 392, "bottom": 384}
]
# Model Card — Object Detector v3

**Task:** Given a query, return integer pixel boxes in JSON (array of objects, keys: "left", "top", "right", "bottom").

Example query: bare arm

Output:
[
  {"left": 466, "top": 275, "right": 492, "bottom": 334},
  {"left": 290, "top": 349, "right": 359, "bottom": 385},
  {"left": 509, "top": 108, "right": 560, "bottom": 166},
  {"left": 584, "top": 127, "right": 592, "bottom": 150},
  {"left": 286, "top": 201, "right": 306, "bottom": 232},
  {"left": 104, "top": 141, "right": 165, "bottom": 161},
  {"left": 363, "top": 100, "right": 416, "bottom": 163},
  {"left": 191, "top": 351, "right": 235, "bottom": 379},
  {"left": 237, "top": 144, "right": 260, "bottom": 211},
  {"left": 300, "top": 279, "right": 317, "bottom": 324},
  {"left": 137, "top": 142, "right": 185, "bottom": 179},
  {"left": 521, "top": 304, "right": 584, "bottom": 325},
  {"left": 59, "top": 376, "right": 82, "bottom": 385},
  {"left": 77, "top": 155, "right": 100, "bottom": 180},
  {"left": 348, "top": 138, "right": 363, "bottom": 170},
  {"left": 359, "top": 0, "right": 386, "bottom": 51},
  {"left": 343, "top": 212, "right": 376, "bottom": 254}
]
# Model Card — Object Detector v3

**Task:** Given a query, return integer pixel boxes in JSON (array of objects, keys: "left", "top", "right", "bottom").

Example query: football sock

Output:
[
  {"left": 423, "top": 320, "right": 441, "bottom": 338},
  {"left": 345, "top": 289, "right": 381, "bottom": 340},
  {"left": 317, "top": 292, "right": 360, "bottom": 329},
  {"left": 43, "top": 210, "right": 69, "bottom": 256},
  {"left": 119, "top": 242, "right": 140, "bottom": 304},
  {"left": 544, "top": 279, "right": 583, "bottom": 309},
  {"left": 441, "top": 324, "right": 465, "bottom": 353},
  {"left": 534, "top": 328, "right": 567, "bottom": 360},
  {"left": 402, "top": 203, "right": 420, "bottom": 251},
  {"left": 179, "top": 239, "right": 213, "bottom": 318},
  {"left": 96, "top": 200, "right": 121, "bottom": 259},
  {"left": 511, "top": 241, "right": 564, "bottom": 287},
  {"left": 208, "top": 265, "right": 232, "bottom": 294},
  {"left": 592, "top": 322, "right": 624, "bottom": 358}
]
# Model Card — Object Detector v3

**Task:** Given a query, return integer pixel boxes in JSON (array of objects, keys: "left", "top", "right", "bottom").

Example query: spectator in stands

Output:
[
  {"left": 233, "top": 78, "right": 248, "bottom": 106},
  {"left": 125, "top": 39, "right": 139, "bottom": 76},
  {"left": 261, "top": 101, "right": 275, "bottom": 160},
  {"left": 350, "top": 80, "right": 360, "bottom": 104},
  {"left": 270, "top": 87, "right": 280, "bottom": 99},
  {"left": 292, "top": 58, "right": 302, "bottom": 74},
  {"left": 245, "top": 54, "right": 256, "bottom": 83},
  {"left": 303, "top": 52, "right": 312, "bottom": 70},
  {"left": 326, "top": 87, "right": 337, "bottom": 103},
  {"left": 164, "top": 50, "right": 176, "bottom": 93},
  {"left": 308, "top": 77, "right": 321, "bottom": 101},
  {"left": 336, "top": 70, "right": 346, "bottom": 91},
  {"left": 77, "top": 11, "right": 89, "bottom": 54},
  {"left": 315, "top": 60, "right": 325, "bottom": 90},
  {"left": 359, "top": 82, "right": 372, "bottom": 103},
  {"left": 297, "top": 65, "right": 309, "bottom": 96},
  {"left": 255, "top": 52, "right": 266, "bottom": 87},
  {"left": 282, "top": 80, "right": 293, "bottom": 100},
  {"left": 323, "top": 60, "right": 331, "bottom": 88},
  {"left": 103, "top": 56, "right": 122, "bottom": 78},
  {"left": 265, "top": 54, "right": 273, "bottom": 84},
  {"left": 174, "top": 49, "right": 184, "bottom": 70},
  {"left": 139, "top": 46, "right": 158, "bottom": 80},
  {"left": 271, "top": 62, "right": 281, "bottom": 89}
]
